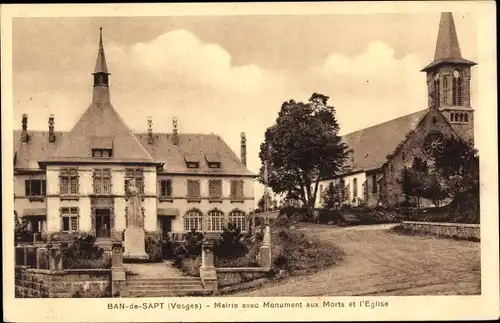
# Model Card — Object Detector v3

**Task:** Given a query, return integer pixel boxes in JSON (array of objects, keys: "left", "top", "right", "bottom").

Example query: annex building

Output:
[
  {"left": 14, "top": 29, "right": 255, "bottom": 240},
  {"left": 316, "top": 12, "right": 476, "bottom": 208}
]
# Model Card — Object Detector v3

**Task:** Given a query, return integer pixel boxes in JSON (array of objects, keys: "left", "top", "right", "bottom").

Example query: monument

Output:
[{"left": 123, "top": 178, "right": 149, "bottom": 261}]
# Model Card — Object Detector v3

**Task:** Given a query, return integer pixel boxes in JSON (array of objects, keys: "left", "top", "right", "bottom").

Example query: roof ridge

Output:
[{"left": 341, "top": 109, "right": 428, "bottom": 138}]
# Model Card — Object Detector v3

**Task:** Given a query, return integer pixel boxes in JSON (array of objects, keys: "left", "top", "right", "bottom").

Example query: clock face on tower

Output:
[{"left": 422, "top": 132, "right": 445, "bottom": 159}]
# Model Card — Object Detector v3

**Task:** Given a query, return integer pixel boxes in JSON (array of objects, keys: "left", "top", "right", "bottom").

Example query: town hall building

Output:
[
  {"left": 316, "top": 12, "right": 476, "bottom": 208},
  {"left": 13, "top": 29, "right": 255, "bottom": 241}
]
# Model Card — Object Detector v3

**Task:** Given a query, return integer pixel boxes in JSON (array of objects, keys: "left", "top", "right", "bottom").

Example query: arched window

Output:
[
  {"left": 433, "top": 76, "right": 441, "bottom": 107},
  {"left": 452, "top": 70, "right": 463, "bottom": 105},
  {"left": 229, "top": 210, "right": 247, "bottom": 231},
  {"left": 353, "top": 178, "right": 358, "bottom": 198},
  {"left": 184, "top": 209, "right": 203, "bottom": 231},
  {"left": 207, "top": 209, "right": 224, "bottom": 232},
  {"left": 443, "top": 77, "right": 448, "bottom": 104}
]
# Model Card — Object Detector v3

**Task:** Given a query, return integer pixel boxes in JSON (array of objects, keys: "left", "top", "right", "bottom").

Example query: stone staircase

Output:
[{"left": 120, "top": 276, "right": 213, "bottom": 297}]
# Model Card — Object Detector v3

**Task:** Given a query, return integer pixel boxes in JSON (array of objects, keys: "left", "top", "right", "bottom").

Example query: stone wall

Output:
[
  {"left": 15, "top": 267, "right": 111, "bottom": 298},
  {"left": 400, "top": 221, "right": 480, "bottom": 241},
  {"left": 215, "top": 267, "right": 272, "bottom": 294}
]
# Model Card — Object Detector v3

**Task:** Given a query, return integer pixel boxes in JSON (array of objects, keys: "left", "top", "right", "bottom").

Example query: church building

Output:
[
  {"left": 13, "top": 29, "right": 255, "bottom": 242},
  {"left": 316, "top": 12, "right": 476, "bottom": 208}
]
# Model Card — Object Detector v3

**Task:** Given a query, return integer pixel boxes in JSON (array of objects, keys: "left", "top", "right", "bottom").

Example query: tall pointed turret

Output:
[
  {"left": 92, "top": 28, "right": 111, "bottom": 103},
  {"left": 422, "top": 12, "right": 476, "bottom": 142}
]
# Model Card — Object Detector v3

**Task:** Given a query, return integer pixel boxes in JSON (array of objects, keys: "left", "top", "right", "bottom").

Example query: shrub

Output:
[
  {"left": 317, "top": 208, "right": 342, "bottom": 224},
  {"left": 145, "top": 232, "right": 164, "bottom": 262},
  {"left": 62, "top": 233, "right": 110, "bottom": 269},
  {"left": 184, "top": 229, "right": 204, "bottom": 256},
  {"left": 214, "top": 223, "right": 248, "bottom": 259}
]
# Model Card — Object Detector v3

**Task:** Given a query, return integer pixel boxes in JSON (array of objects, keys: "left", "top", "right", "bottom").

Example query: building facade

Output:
[
  {"left": 316, "top": 12, "right": 476, "bottom": 208},
  {"left": 14, "top": 29, "right": 255, "bottom": 241}
]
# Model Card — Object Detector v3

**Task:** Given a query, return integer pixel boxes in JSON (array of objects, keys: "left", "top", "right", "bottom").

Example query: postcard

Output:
[{"left": 2, "top": 2, "right": 498, "bottom": 322}]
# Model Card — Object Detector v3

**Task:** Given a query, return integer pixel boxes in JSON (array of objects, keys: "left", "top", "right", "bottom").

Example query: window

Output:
[
  {"left": 209, "top": 180, "right": 222, "bottom": 198},
  {"left": 60, "top": 168, "right": 79, "bottom": 195},
  {"left": 452, "top": 70, "right": 463, "bottom": 106},
  {"left": 353, "top": 178, "right": 358, "bottom": 198},
  {"left": 459, "top": 113, "right": 464, "bottom": 122},
  {"left": 208, "top": 162, "right": 220, "bottom": 168},
  {"left": 229, "top": 210, "right": 246, "bottom": 231},
  {"left": 187, "top": 162, "right": 199, "bottom": 168},
  {"left": 433, "top": 76, "right": 441, "bottom": 107},
  {"left": 443, "top": 77, "right": 448, "bottom": 104},
  {"left": 92, "top": 149, "right": 112, "bottom": 158},
  {"left": 230, "top": 180, "right": 244, "bottom": 199},
  {"left": 184, "top": 209, "right": 203, "bottom": 231},
  {"left": 61, "top": 207, "right": 79, "bottom": 232},
  {"left": 25, "top": 179, "right": 46, "bottom": 197},
  {"left": 208, "top": 210, "right": 224, "bottom": 231},
  {"left": 319, "top": 184, "right": 323, "bottom": 204},
  {"left": 125, "top": 168, "right": 144, "bottom": 194},
  {"left": 372, "top": 174, "right": 378, "bottom": 194},
  {"left": 93, "top": 169, "right": 111, "bottom": 195},
  {"left": 464, "top": 113, "right": 469, "bottom": 123},
  {"left": 160, "top": 180, "right": 173, "bottom": 197},
  {"left": 187, "top": 180, "right": 200, "bottom": 198},
  {"left": 450, "top": 113, "right": 455, "bottom": 122}
]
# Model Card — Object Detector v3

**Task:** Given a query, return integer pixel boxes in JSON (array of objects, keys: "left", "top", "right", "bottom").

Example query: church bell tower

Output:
[{"left": 421, "top": 12, "right": 476, "bottom": 142}]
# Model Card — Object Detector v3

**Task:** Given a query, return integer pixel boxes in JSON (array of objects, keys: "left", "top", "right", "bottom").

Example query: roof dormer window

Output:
[
  {"left": 93, "top": 149, "right": 112, "bottom": 158},
  {"left": 205, "top": 153, "right": 221, "bottom": 169},
  {"left": 91, "top": 136, "right": 113, "bottom": 159},
  {"left": 184, "top": 152, "right": 200, "bottom": 169}
]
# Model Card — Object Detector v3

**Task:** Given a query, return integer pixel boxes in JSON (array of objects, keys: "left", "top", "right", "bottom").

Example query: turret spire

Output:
[
  {"left": 93, "top": 27, "right": 109, "bottom": 75},
  {"left": 422, "top": 12, "right": 476, "bottom": 72}
]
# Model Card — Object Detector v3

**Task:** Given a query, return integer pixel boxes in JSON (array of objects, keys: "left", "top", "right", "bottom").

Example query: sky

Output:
[{"left": 11, "top": 13, "right": 478, "bottom": 205}]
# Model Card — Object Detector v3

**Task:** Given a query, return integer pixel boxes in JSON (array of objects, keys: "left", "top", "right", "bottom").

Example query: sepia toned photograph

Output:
[{"left": 2, "top": 2, "right": 498, "bottom": 322}]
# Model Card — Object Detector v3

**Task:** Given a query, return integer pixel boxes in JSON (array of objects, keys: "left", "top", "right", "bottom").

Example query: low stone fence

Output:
[
  {"left": 15, "top": 267, "right": 111, "bottom": 298},
  {"left": 400, "top": 221, "right": 480, "bottom": 241},
  {"left": 215, "top": 267, "right": 273, "bottom": 294}
]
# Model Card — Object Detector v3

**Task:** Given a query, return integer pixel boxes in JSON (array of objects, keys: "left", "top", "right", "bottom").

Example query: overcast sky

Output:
[{"left": 12, "top": 13, "right": 478, "bottom": 204}]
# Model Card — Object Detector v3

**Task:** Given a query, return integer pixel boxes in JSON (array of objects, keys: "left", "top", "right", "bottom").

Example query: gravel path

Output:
[{"left": 235, "top": 223, "right": 480, "bottom": 296}]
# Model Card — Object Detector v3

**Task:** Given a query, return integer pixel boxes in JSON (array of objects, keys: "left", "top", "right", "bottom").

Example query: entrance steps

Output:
[{"left": 120, "top": 277, "right": 213, "bottom": 297}]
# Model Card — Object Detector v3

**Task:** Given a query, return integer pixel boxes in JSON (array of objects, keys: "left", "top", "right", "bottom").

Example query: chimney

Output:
[
  {"left": 240, "top": 132, "right": 247, "bottom": 166},
  {"left": 21, "top": 113, "right": 29, "bottom": 143},
  {"left": 147, "top": 116, "right": 154, "bottom": 144},
  {"left": 172, "top": 117, "right": 179, "bottom": 145},
  {"left": 48, "top": 114, "right": 56, "bottom": 143}
]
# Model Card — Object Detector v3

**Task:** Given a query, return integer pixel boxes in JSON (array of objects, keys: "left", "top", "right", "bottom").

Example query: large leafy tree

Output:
[
  {"left": 259, "top": 93, "right": 348, "bottom": 216},
  {"left": 434, "top": 136, "right": 479, "bottom": 219}
]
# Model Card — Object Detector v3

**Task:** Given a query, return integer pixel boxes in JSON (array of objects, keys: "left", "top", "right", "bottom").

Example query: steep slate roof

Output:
[
  {"left": 45, "top": 100, "right": 155, "bottom": 163},
  {"left": 421, "top": 12, "right": 476, "bottom": 71},
  {"left": 340, "top": 109, "right": 429, "bottom": 173},
  {"left": 13, "top": 131, "right": 67, "bottom": 170},
  {"left": 13, "top": 130, "right": 253, "bottom": 176},
  {"left": 135, "top": 133, "right": 255, "bottom": 176}
]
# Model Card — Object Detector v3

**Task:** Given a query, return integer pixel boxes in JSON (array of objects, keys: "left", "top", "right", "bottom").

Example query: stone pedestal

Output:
[
  {"left": 123, "top": 228, "right": 149, "bottom": 261},
  {"left": 200, "top": 241, "right": 218, "bottom": 291},
  {"left": 259, "top": 225, "right": 272, "bottom": 269},
  {"left": 49, "top": 245, "right": 63, "bottom": 271},
  {"left": 111, "top": 241, "right": 126, "bottom": 296}
]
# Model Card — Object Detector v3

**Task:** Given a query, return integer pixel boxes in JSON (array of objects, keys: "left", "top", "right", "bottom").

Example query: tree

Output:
[
  {"left": 434, "top": 136, "right": 479, "bottom": 219},
  {"left": 259, "top": 93, "right": 348, "bottom": 217},
  {"left": 257, "top": 190, "right": 274, "bottom": 212},
  {"left": 321, "top": 180, "right": 346, "bottom": 209},
  {"left": 398, "top": 157, "right": 447, "bottom": 208}
]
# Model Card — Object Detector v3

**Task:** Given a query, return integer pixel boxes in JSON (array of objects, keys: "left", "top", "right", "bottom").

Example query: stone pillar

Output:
[
  {"left": 36, "top": 247, "right": 48, "bottom": 269},
  {"left": 49, "top": 245, "right": 63, "bottom": 271},
  {"left": 259, "top": 225, "right": 272, "bottom": 269},
  {"left": 23, "top": 245, "right": 28, "bottom": 266},
  {"left": 199, "top": 241, "right": 218, "bottom": 292},
  {"left": 111, "top": 241, "right": 126, "bottom": 297}
]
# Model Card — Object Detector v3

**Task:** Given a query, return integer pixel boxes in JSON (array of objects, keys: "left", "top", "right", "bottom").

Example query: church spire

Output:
[{"left": 422, "top": 12, "right": 476, "bottom": 72}]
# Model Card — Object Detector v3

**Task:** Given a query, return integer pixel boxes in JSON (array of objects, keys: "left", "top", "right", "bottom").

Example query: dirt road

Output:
[{"left": 235, "top": 224, "right": 480, "bottom": 296}]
